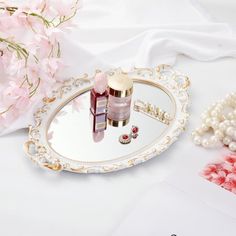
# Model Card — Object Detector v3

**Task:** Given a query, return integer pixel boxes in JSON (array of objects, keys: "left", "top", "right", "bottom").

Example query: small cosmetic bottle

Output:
[
  {"left": 90, "top": 73, "right": 108, "bottom": 133},
  {"left": 107, "top": 73, "right": 133, "bottom": 127},
  {"left": 90, "top": 73, "right": 108, "bottom": 115}
]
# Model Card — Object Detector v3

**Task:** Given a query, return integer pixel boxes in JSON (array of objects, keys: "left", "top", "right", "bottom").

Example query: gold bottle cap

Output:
[
  {"left": 108, "top": 117, "right": 130, "bottom": 127},
  {"left": 108, "top": 73, "right": 133, "bottom": 98}
]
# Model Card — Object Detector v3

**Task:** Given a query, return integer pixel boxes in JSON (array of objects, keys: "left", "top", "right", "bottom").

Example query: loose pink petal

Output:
[{"left": 201, "top": 154, "right": 236, "bottom": 195}]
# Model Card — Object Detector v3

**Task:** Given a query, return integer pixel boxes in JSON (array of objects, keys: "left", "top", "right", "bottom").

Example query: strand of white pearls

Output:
[{"left": 192, "top": 92, "right": 236, "bottom": 152}]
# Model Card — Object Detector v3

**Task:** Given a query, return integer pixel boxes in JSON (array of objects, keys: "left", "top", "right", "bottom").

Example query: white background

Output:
[{"left": 1, "top": 1, "right": 236, "bottom": 236}]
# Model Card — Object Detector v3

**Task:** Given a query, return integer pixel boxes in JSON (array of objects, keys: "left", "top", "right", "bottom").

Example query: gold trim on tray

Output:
[{"left": 23, "top": 65, "right": 190, "bottom": 174}]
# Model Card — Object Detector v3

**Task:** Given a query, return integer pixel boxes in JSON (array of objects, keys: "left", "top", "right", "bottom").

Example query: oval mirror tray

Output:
[{"left": 24, "top": 65, "right": 190, "bottom": 173}]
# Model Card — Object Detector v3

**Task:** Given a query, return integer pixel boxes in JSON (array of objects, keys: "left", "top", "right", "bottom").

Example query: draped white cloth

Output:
[
  {"left": 2, "top": 0, "right": 236, "bottom": 135},
  {"left": 1, "top": 1, "right": 236, "bottom": 236}
]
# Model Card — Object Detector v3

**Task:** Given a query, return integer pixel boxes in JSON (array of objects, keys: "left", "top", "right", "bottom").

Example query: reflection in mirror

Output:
[{"left": 47, "top": 81, "right": 174, "bottom": 163}]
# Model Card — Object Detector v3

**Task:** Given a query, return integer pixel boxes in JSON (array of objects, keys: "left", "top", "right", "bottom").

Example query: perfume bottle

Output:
[
  {"left": 90, "top": 73, "right": 108, "bottom": 115},
  {"left": 107, "top": 72, "right": 133, "bottom": 127}
]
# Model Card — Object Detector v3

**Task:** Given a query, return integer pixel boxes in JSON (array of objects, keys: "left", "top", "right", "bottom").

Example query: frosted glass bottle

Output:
[{"left": 107, "top": 73, "right": 133, "bottom": 127}]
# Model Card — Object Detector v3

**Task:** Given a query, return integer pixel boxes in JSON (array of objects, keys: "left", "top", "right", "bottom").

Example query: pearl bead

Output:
[
  {"left": 201, "top": 124, "right": 209, "bottom": 132},
  {"left": 219, "top": 122, "right": 226, "bottom": 131},
  {"left": 191, "top": 131, "right": 197, "bottom": 137},
  {"left": 230, "top": 92, "right": 236, "bottom": 98},
  {"left": 192, "top": 92, "right": 236, "bottom": 151},
  {"left": 202, "top": 139, "right": 209, "bottom": 148},
  {"left": 223, "top": 136, "right": 231, "bottom": 145},
  {"left": 211, "top": 110, "right": 218, "bottom": 117},
  {"left": 196, "top": 128, "right": 204, "bottom": 135},
  {"left": 219, "top": 99, "right": 226, "bottom": 106},
  {"left": 215, "top": 130, "right": 224, "bottom": 140},
  {"left": 209, "top": 136, "right": 219, "bottom": 146},
  {"left": 226, "top": 127, "right": 235, "bottom": 137},
  {"left": 227, "top": 112, "right": 234, "bottom": 120},
  {"left": 229, "top": 142, "right": 236, "bottom": 152},
  {"left": 211, "top": 120, "right": 219, "bottom": 129},
  {"left": 230, "top": 120, "right": 236, "bottom": 127},
  {"left": 193, "top": 136, "right": 201, "bottom": 145},
  {"left": 211, "top": 117, "right": 219, "bottom": 122},
  {"left": 223, "top": 120, "right": 231, "bottom": 126},
  {"left": 205, "top": 118, "right": 212, "bottom": 126}
]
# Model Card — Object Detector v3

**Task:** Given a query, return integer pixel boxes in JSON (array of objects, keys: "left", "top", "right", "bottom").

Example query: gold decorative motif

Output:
[
  {"left": 43, "top": 97, "right": 56, "bottom": 104},
  {"left": 44, "top": 161, "right": 62, "bottom": 171}
]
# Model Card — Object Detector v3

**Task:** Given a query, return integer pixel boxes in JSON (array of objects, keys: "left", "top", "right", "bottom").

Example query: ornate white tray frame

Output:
[{"left": 24, "top": 65, "right": 190, "bottom": 173}]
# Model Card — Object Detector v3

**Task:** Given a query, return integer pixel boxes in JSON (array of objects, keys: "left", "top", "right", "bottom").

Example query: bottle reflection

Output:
[
  {"left": 91, "top": 113, "right": 107, "bottom": 133},
  {"left": 92, "top": 130, "right": 105, "bottom": 143},
  {"left": 90, "top": 112, "right": 107, "bottom": 142}
]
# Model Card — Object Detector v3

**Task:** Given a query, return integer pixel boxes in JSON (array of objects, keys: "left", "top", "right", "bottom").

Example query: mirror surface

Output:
[{"left": 47, "top": 81, "right": 174, "bottom": 162}]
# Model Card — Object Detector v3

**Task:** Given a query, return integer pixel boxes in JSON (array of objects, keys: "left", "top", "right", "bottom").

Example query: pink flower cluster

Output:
[
  {"left": 201, "top": 154, "right": 236, "bottom": 194},
  {"left": 0, "top": 0, "right": 79, "bottom": 131}
]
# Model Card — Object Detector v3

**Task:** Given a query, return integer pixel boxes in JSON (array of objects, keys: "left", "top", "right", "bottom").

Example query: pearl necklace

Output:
[{"left": 192, "top": 92, "right": 236, "bottom": 152}]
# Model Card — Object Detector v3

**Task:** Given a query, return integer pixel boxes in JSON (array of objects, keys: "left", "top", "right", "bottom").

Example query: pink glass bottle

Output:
[{"left": 90, "top": 73, "right": 108, "bottom": 116}]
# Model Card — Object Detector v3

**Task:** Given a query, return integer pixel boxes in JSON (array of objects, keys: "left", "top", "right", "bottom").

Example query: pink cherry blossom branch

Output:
[
  {"left": 0, "top": 0, "right": 80, "bottom": 128},
  {"left": 0, "top": 38, "right": 29, "bottom": 61},
  {"left": 1, "top": 0, "right": 79, "bottom": 28}
]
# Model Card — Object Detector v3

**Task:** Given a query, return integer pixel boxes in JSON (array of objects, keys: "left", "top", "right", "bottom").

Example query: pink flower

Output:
[
  {"left": 222, "top": 175, "right": 236, "bottom": 192},
  {"left": 211, "top": 170, "right": 227, "bottom": 185},
  {"left": 45, "top": 27, "right": 63, "bottom": 43},
  {"left": 3, "top": 81, "right": 30, "bottom": 110},
  {"left": 201, "top": 164, "right": 217, "bottom": 177},
  {"left": 41, "top": 57, "right": 63, "bottom": 77},
  {"left": 6, "top": 55, "right": 25, "bottom": 77},
  {"left": 0, "top": 11, "right": 20, "bottom": 30},
  {"left": 35, "top": 34, "right": 53, "bottom": 56},
  {"left": 225, "top": 155, "right": 236, "bottom": 164},
  {"left": 49, "top": 0, "right": 77, "bottom": 17}
]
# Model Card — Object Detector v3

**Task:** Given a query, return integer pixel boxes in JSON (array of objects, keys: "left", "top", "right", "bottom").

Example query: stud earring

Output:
[
  {"left": 119, "top": 134, "right": 132, "bottom": 144},
  {"left": 131, "top": 126, "right": 139, "bottom": 139},
  {"left": 119, "top": 126, "right": 139, "bottom": 144}
]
